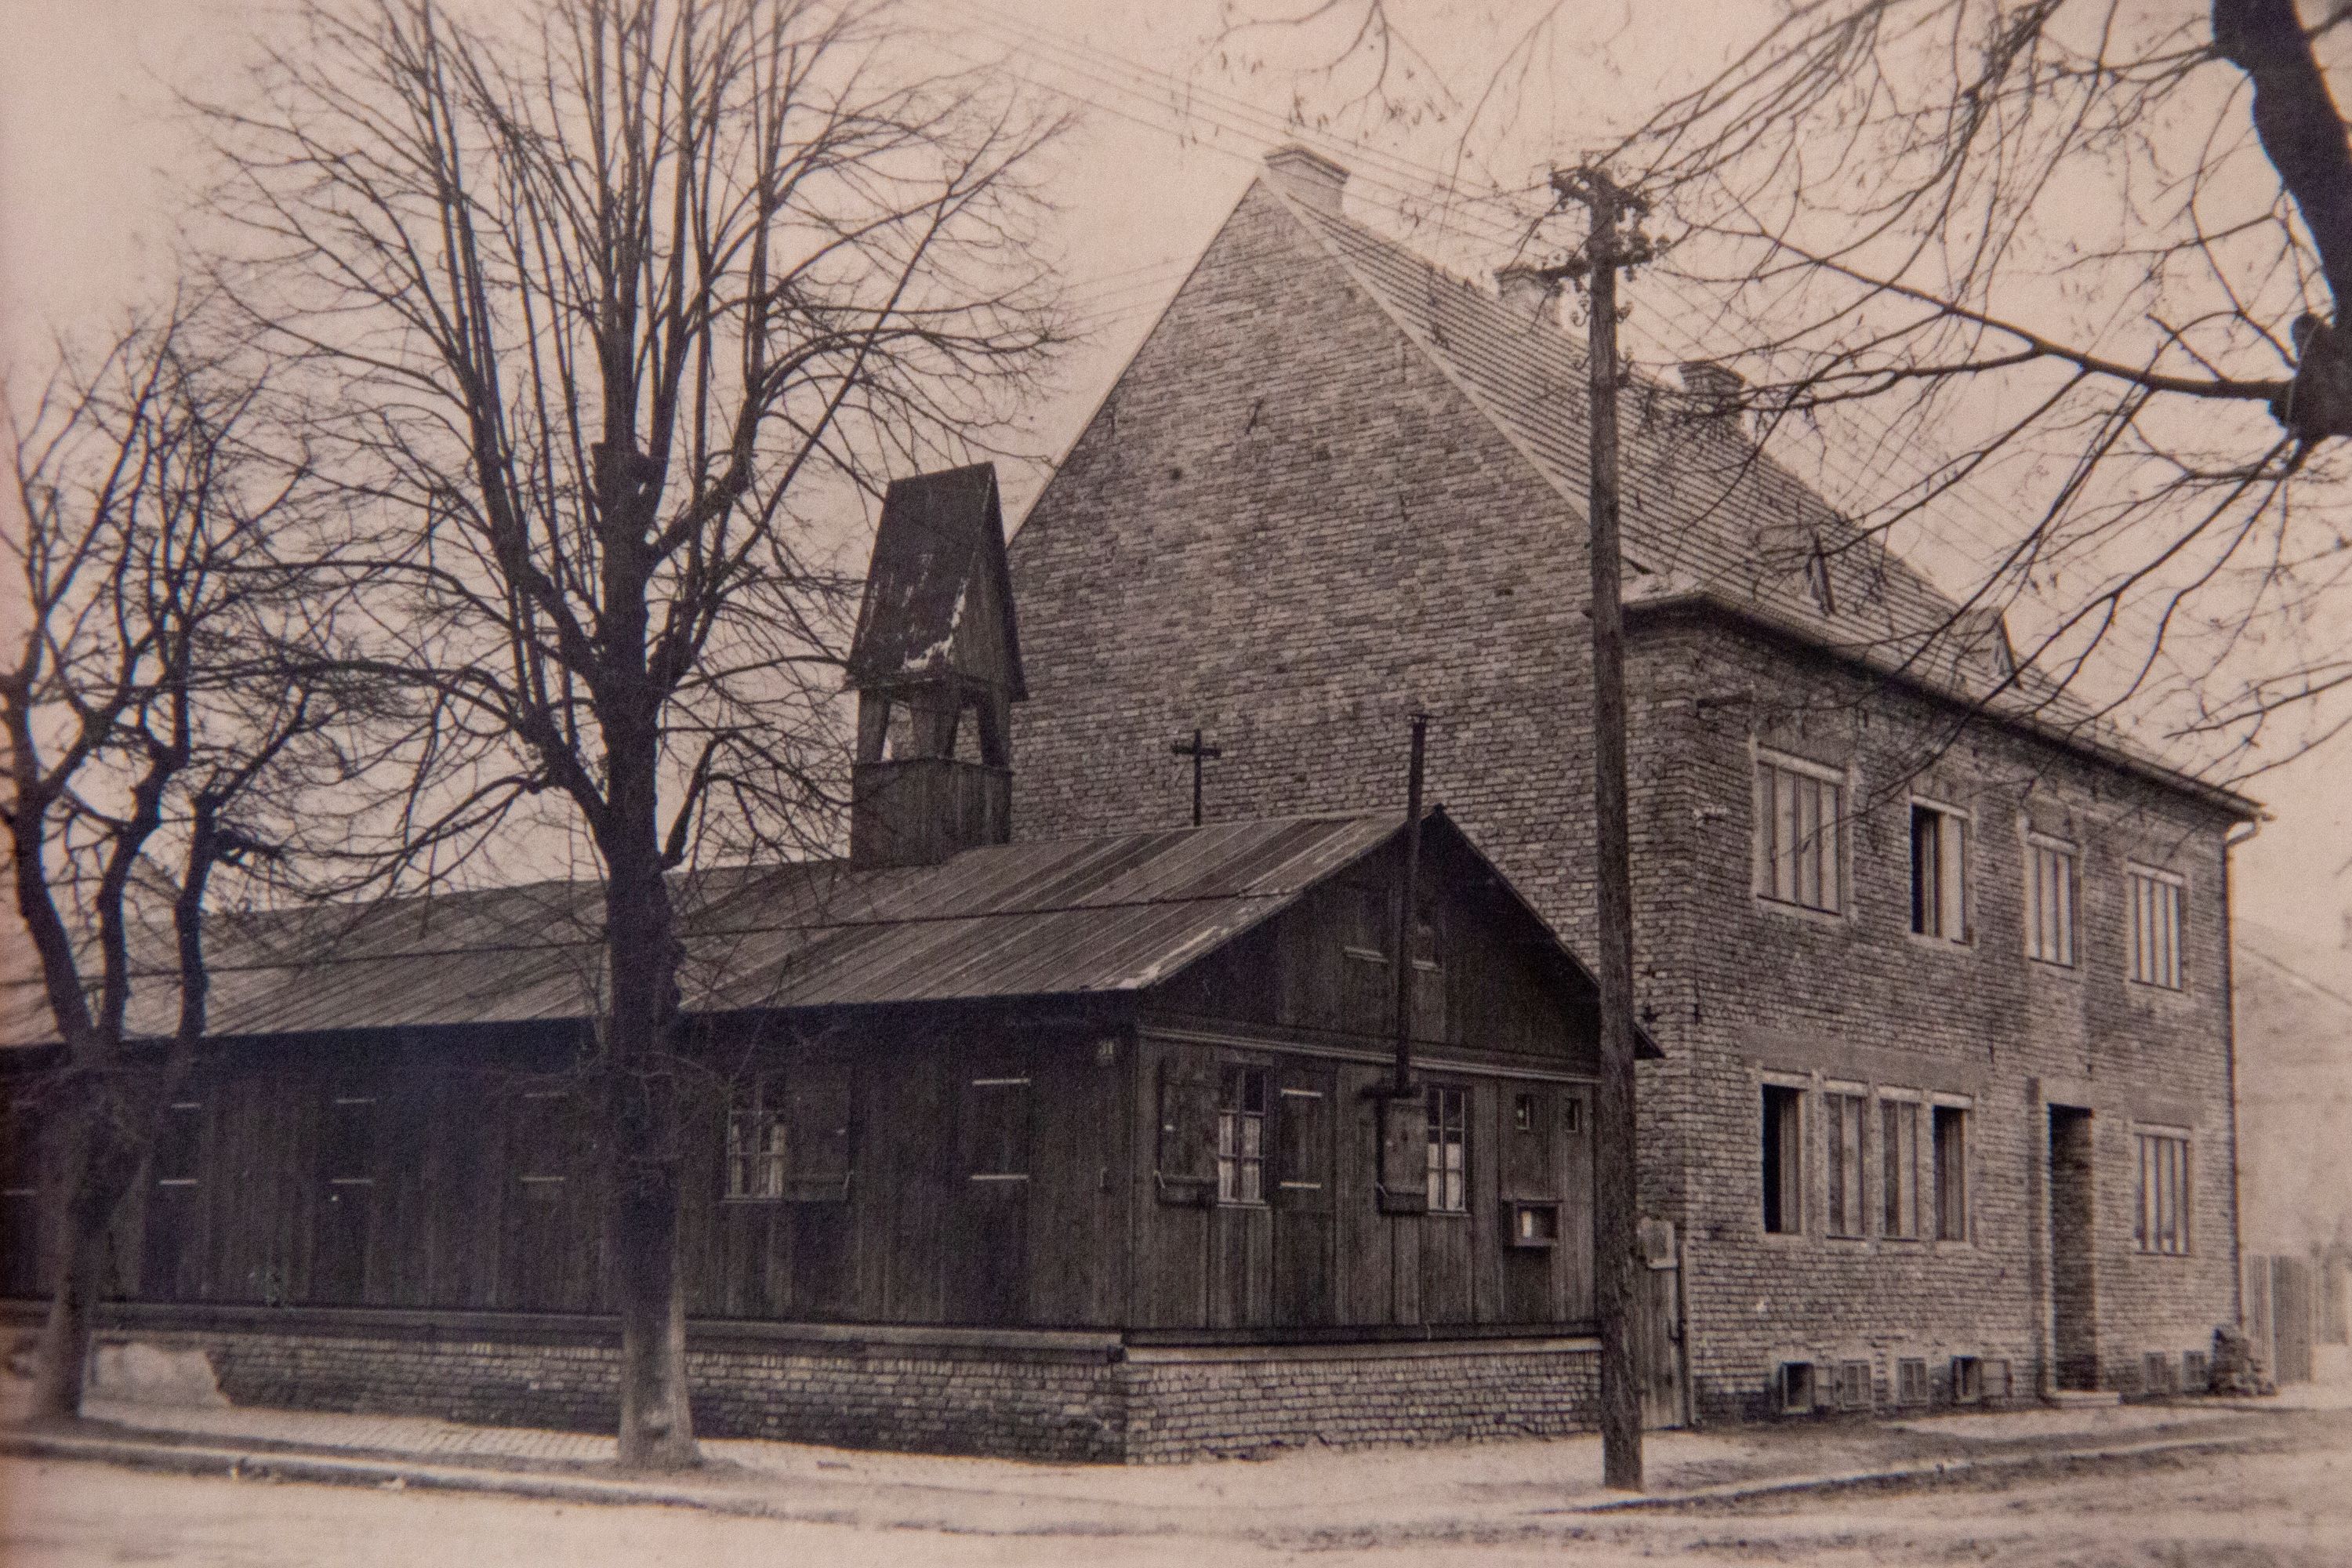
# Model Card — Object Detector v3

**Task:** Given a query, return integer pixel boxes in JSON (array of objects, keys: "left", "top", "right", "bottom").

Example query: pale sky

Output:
[{"left": 2, "top": 0, "right": 2347, "bottom": 957}]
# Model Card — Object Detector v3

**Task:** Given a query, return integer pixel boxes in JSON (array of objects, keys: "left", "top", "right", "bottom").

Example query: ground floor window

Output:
[
  {"left": 1217, "top": 1065, "right": 1267, "bottom": 1204},
  {"left": 1425, "top": 1085, "right": 1467, "bottom": 1213},
  {"left": 1824, "top": 1090, "right": 1867, "bottom": 1237},
  {"left": 1933, "top": 1104, "right": 1969, "bottom": 1241},
  {"left": 1762, "top": 1084, "right": 1803, "bottom": 1234},
  {"left": 2135, "top": 1130, "right": 2190, "bottom": 1254},
  {"left": 1881, "top": 1097, "right": 1922, "bottom": 1239}
]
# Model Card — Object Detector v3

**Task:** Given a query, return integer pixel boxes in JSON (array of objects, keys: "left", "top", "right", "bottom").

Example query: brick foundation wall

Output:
[{"left": 48, "top": 1305, "right": 1601, "bottom": 1463}]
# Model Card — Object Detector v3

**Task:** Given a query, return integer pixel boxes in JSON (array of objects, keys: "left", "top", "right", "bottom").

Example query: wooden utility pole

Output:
[
  {"left": 1392, "top": 712, "right": 1428, "bottom": 1097},
  {"left": 1546, "top": 163, "right": 1653, "bottom": 1493}
]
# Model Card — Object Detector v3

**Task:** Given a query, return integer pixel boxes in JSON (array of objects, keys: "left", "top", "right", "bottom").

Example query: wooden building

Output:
[{"left": 0, "top": 465, "right": 1638, "bottom": 1461}]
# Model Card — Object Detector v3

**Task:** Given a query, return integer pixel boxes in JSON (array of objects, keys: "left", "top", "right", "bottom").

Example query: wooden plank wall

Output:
[{"left": 54, "top": 1014, "right": 1133, "bottom": 1331}]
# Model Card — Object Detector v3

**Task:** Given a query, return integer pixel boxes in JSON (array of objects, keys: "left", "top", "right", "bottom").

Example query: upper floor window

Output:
[
  {"left": 1425, "top": 1085, "right": 1468, "bottom": 1214},
  {"left": 1755, "top": 752, "right": 1845, "bottom": 915},
  {"left": 2126, "top": 865, "right": 2184, "bottom": 989},
  {"left": 2023, "top": 834, "right": 2076, "bottom": 967},
  {"left": 2135, "top": 1130, "right": 2190, "bottom": 1254},
  {"left": 1909, "top": 802, "right": 1969, "bottom": 941},
  {"left": 1217, "top": 1065, "right": 1267, "bottom": 1204}
]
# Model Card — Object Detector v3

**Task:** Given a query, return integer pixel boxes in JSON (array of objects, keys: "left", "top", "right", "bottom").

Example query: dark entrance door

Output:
[{"left": 2049, "top": 1105, "right": 2099, "bottom": 1391}]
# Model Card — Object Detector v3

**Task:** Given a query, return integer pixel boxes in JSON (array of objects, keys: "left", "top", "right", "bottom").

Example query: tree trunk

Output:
[
  {"left": 601, "top": 768, "right": 700, "bottom": 1471},
  {"left": 25, "top": 1107, "right": 124, "bottom": 1422}
]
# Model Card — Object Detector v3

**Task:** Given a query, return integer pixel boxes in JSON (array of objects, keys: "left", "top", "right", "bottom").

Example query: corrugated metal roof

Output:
[
  {"left": 0, "top": 814, "right": 1403, "bottom": 1047},
  {"left": 1265, "top": 180, "right": 2255, "bottom": 815}
]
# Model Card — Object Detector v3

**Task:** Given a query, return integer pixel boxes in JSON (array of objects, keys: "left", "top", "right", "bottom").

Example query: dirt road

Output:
[{"left": 3, "top": 1411, "right": 2347, "bottom": 1566}]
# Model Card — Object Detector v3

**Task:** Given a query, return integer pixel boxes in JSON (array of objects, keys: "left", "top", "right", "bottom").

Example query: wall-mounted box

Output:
[{"left": 1504, "top": 1198, "right": 1561, "bottom": 1249}]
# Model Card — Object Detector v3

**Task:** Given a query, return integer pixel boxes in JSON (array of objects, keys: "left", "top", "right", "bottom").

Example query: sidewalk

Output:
[{"left": 0, "top": 1380, "right": 2299, "bottom": 1541}]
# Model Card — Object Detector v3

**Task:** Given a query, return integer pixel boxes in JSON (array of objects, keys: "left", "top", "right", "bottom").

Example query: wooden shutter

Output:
[
  {"left": 1274, "top": 1071, "right": 1333, "bottom": 1210},
  {"left": 1156, "top": 1055, "right": 1218, "bottom": 1205},
  {"left": 784, "top": 1064, "right": 852, "bottom": 1200},
  {"left": 961, "top": 1074, "right": 1032, "bottom": 1180},
  {"left": 1376, "top": 1091, "right": 1429, "bottom": 1214}
]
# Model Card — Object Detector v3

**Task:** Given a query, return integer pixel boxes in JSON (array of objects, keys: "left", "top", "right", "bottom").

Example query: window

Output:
[
  {"left": 514, "top": 1091, "right": 572, "bottom": 1191},
  {"left": 727, "top": 1083, "right": 789, "bottom": 1200},
  {"left": 1825, "top": 1090, "right": 1867, "bottom": 1238},
  {"left": 155, "top": 1102, "right": 202, "bottom": 1189},
  {"left": 1425, "top": 1085, "right": 1467, "bottom": 1213},
  {"left": 1837, "top": 1359, "right": 1873, "bottom": 1410},
  {"left": 2024, "top": 835, "right": 2076, "bottom": 966},
  {"left": 2143, "top": 1351, "right": 2176, "bottom": 1395},
  {"left": 963, "top": 1076, "right": 1031, "bottom": 1183},
  {"left": 2135, "top": 1130, "right": 2190, "bottom": 1254},
  {"left": 1761, "top": 1084, "right": 1804, "bottom": 1234},
  {"left": 1897, "top": 1358, "right": 1929, "bottom": 1406},
  {"left": 2127, "top": 865, "right": 2185, "bottom": 989},
  {"left": 1881, "top": 1098, "right": 1922, "bottom": 1240},
  {"left": 1910, "top": 803, "right": 1968, "bottom": 940},
  {"left": 1755, "top": 754, "right": 1845, "bottom": 913},
  {"left": 1951, "top": 1355, "right": 1984, "bottom": 1405},
  {"left": 2183, "top": 1350, "right": 2209, "bottom": 1392},
  {"left": 1216, "top": 1065, "right": 1267, "bottom": 1204},
  {"left": 1933, "top": 1105, "right": 1969, "bottom": 1241},
  {"left": 324, "top": 1096, "right": 378, "bottom": 1190},
  {"left": 1276, "top": 1080, "right": 1331, "bottom": 1203}
]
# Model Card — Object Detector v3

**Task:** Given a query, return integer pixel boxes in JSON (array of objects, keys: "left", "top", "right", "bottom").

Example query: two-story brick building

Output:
[{"left": 1004, "top": 146, "right": 2260, "bottom": 1420}]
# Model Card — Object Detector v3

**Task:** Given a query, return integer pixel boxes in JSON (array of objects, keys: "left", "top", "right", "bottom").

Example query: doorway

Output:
[{"left": 2048, "top": 1105, "right": 2099, "bottom": 1391}]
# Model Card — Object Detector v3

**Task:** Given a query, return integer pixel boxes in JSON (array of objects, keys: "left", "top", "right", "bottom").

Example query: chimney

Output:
[
  {"left": 1264, "top": 144, "right": 1350, "bottom": 216},
  {"left": 1496, "top": 264, "right": 1556, "bottom": 323},
  {"left": 1678, "top": 360, "right": 1748, "bottom": 433},
  {"left": 844, "top": 463, "right": 1025, "bottom": 867}
]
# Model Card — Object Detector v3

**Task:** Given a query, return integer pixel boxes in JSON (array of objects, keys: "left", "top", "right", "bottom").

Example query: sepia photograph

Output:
[{"left": 0, "top": 0, "right": 2347, "bottom": 1562}]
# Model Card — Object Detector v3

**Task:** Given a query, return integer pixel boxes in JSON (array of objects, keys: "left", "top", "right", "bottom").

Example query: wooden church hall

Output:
[{"left": 0, "top": 466, "right": 1643, "bottom": 1462}]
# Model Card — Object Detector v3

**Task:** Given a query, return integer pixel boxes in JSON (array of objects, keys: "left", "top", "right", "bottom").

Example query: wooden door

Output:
[{"left": 1636, "top": 1218, "right": 1686, "bottom": 1429}]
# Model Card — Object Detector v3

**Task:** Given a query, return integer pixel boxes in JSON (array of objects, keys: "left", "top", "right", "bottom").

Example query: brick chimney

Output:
[
  {"left": 1496, "top": 263, "right": 1556, "bottom": 322},
  {"left": 1678, "top": 360, "right": 1748, "bottom": 432},
  {"left": 1264, "top": 144, "right": 1349, "bottom": 216}
]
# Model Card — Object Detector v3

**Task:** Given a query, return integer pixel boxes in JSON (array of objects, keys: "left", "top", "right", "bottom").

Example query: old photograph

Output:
[{"left": 1, "top": 0, "right": 2347, "bottom": 1563}]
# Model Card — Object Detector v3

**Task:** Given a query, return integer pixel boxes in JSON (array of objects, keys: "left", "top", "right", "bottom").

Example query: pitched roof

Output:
[
  {"left": 848, "top": 463, "right": 1025, "bottom": 698},
  {"left": 0, "top": 811, "right": 1633, "bottom": 1051},
  {"left": 1254, "top": 171, "right": 2256, "bottom": 818}
]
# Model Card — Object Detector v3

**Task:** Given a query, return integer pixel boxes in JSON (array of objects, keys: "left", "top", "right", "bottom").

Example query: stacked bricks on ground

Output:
[
  {"left": 1003, "top": 155, "right": 2241, "bottom": 1421},
  {"left": 42, "top": 1310, "right": 1596, "bottom": 1462}
]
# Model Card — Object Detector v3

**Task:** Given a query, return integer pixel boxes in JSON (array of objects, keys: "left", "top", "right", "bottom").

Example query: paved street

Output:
[{"left": 5, "top": 1406, "right": 2347, "bottom": 1566}]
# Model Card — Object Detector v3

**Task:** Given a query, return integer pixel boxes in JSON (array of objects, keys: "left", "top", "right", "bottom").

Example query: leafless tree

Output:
[
  {"left": 2, "top": 305, "right": 358, "bottom": 1420},
  {"left": 1206, "top": 0, "right": 2352, "bottom": 776},
  {"left": 198, "top": 0, "right": 1064, "bottom": 1468}
]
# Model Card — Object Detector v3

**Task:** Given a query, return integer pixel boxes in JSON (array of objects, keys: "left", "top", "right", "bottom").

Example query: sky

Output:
[{"left": 2, "top": 0, "right": 2348, "bottom": 958}]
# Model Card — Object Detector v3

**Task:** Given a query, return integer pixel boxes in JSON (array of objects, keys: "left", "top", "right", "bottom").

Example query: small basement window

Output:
[
  {"left": 1951, "top": 1356, "right": 1984, "bottom": 1405},
  {"left": 1897, "top": 1358, "right": 1929, "bottom": 1406},
  {"left": 1777, "top": 1361, "right": 1817, "bottom": 1414},
  {"left": 1762, "top": 1084, "right": 1803, "bottom": 1234}
]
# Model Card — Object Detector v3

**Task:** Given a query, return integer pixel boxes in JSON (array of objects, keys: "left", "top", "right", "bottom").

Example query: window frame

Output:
[
  {"left": 2125, "top": 862, "right": 2187, "bottom": 991},
  {"left": 2133, "top": 1126, "right": 2192, "bottom": 1257},
  {"left": 1753, "top": 747, "right": 1849, "bottom": 918},
  {"left": 1823, "top": 1084, "right": 1869, "bottom": 1240},
  {"left": 1878, "top": 1092, "right": 1924, "bottom": 1242},
  {"left": 2021, "top": 830, "right": 2078, "bottom": 968},
  {"left": 1215, "top": 1063, "right": 1269, "bottom": 1206},
  {"left": 1423, "top": 1083, "right": 1468, "bottom": 1215},
  {"left": 1907, "top": 797, "right": 1971, "bottom": 943},
  {"left": 725, "top": 1077, "right": 791, "bottom": 1202},
  {"left": 1931, "top": 1100, "right": 1971, "bottom": 1244},
  {"left": 1761, "top": 1080, "right": 1806, "bottom": 1236},
  {"left": 154, "top": 1100, "right": 204, "bottom": 1190}
]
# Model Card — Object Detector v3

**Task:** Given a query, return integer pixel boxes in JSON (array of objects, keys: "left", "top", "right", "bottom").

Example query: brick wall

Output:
[
  {"left": 66, "top": 1309, "right": 1600, "bottom": 1463},
  {"left": 1001, "top": 172, "right": 2243, "bottom": 1422}
]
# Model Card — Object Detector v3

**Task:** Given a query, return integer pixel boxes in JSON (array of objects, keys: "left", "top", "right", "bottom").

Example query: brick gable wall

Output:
[{"left": 1005, "top": 175, "right": 2240, "bottom": 1417}]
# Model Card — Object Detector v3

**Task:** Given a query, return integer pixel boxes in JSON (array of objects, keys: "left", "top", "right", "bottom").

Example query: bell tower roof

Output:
[{"left": 848, "top": 463, "right": 1025, "bottom": 699}]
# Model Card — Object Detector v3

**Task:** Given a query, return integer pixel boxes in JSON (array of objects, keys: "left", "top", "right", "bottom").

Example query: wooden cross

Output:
[{"left": 1171, "top": 727, "right": 1222, "bottom": 827}]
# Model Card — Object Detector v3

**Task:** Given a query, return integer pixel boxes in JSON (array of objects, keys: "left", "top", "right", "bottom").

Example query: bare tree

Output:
[
  {"left": 2, "top": 306, "right": 351, "bottom": 1420},
  {"left": 1203, "top": 0, "right": 2352, "bottom": 772},
  {"left": 199, "top": 0, "right": 1063, "bottom": 1468}
]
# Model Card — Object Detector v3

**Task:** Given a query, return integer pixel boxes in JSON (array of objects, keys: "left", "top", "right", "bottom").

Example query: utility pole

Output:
[
  {"left": 1545, "top": 163, "right": 1653, "bottom": 1493},
  {"left": 1392, "top": 712, "right": 1428, "bottom": 1098}
]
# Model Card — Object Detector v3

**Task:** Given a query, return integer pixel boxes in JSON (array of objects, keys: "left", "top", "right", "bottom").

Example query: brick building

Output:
[{"left": 1004, "top": 147, "right": 2259, "bottom": 1419}]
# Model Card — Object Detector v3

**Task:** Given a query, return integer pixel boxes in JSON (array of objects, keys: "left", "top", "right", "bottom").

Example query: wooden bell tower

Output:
[{"left": 846, "top": 463, "right": 1025, "bottom": 867}]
